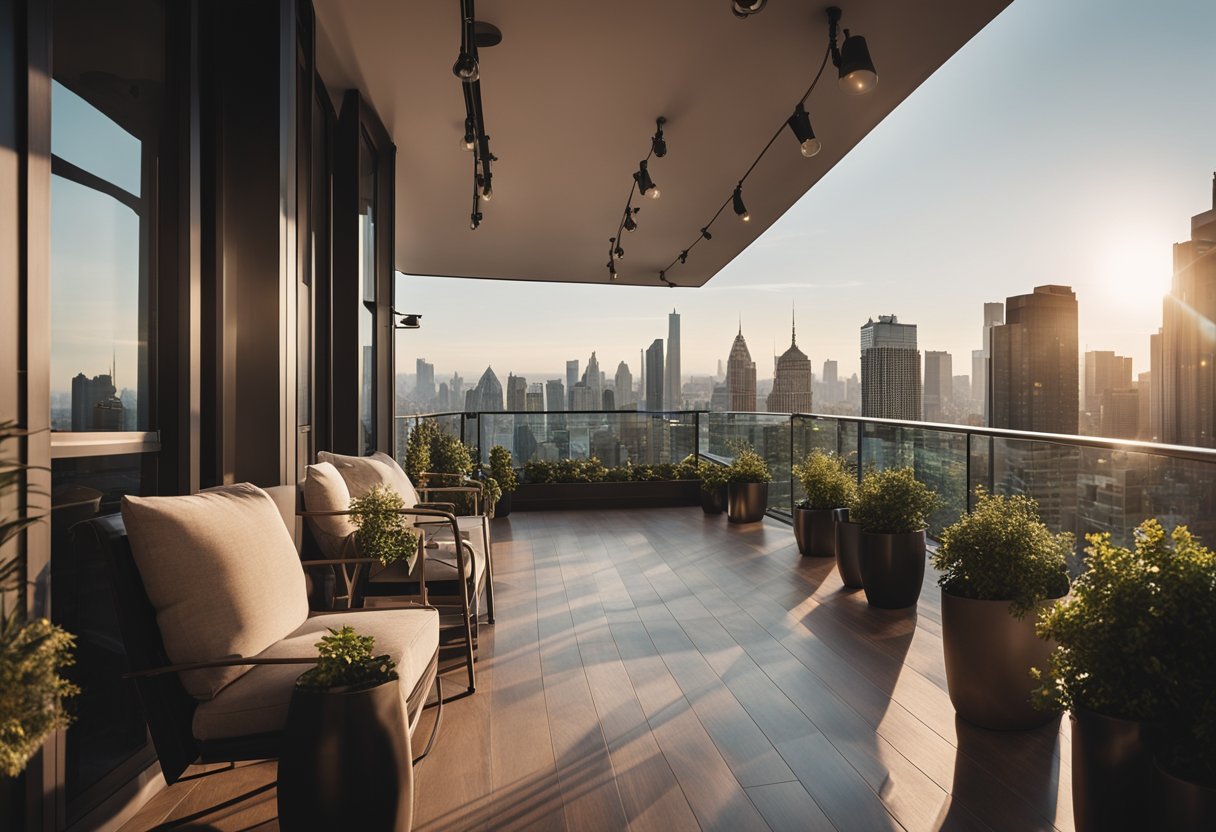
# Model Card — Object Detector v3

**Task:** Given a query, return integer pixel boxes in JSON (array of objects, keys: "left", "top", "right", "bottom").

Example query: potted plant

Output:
[
  {"left": 349, "top": 485, "right": 421, "bottom": 569},
  {"left": 792, "top": 450, "right": 856, "bottom": 558},
  {"left": 487, "top": 445, "right": 517, "bottom": 517},
  {"left": 0, "top": 421, "right": 79, "bottom": 781},
  {"left": 278, "top": 626, "right": 412, "bottom": 832},
  {"left": 725, "top": 444, "right": 772, "bottom": 524},
  {"left": 835, "top": 483, "right": 865, "bottom": 589},
  {"left": 1034, "top": 521, "right": 1216, "bottom": 832},
  {"left": 933, "top": 489, "right": 1071, "bottom": 730},
  {"left": 851, "top": 467, "right": 937, "bottom": 609},
  {"left": 695, "top": 457, "right": 729, "bottom": 515}
]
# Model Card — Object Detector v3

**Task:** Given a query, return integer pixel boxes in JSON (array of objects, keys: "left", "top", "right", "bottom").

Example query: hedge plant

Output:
[
  {"left": 725, "top": 442, "right": 772, "bottom": 485},
  {"left": 851, "top": 467, "right": 938, "bottom": 535},
  {"left": 792, "top": 450, "right": 856, "bottom": 511}
]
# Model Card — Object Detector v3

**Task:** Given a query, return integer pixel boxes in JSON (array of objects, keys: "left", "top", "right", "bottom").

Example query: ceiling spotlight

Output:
[
  {"left": 651, "top": 117, "right": 667, "bottom": 158},
  {"left": 452, "top": 51, "right": 479, "bottom": 83},
  {"left": 478, "top": 173, "right": 493, "bottom": 201},
  {"left": 635, "top": 160, "right": 660, "bottom": 199},
  {"left": 615, "top": 244, "right": 625, "bottom": 259},
  {"left": 462, "top": 119, "right": 476, "bottom": 151},
  {"left": 624, "top": 212, "right": 638, "bottom": 232},
  {"left": 394, "top": 313, "right": 422, "bottom": 329},
  {"left": 701, "top": 227, "right": 712, "bottom": 240},
  {"left": 470, "top": 211, "right": 482, "bottom": 230},
  {"left": 733, "top": 185, "right": 750, "bottom": 222},
  {"left": 607, "top": 261, "right": 618, "bottom": 280},
  {"left": 787, "top": 103, "right": 822, "bottom": 158},
  {"left": 679, "top": 250, "right": 688, "bottom": 264},
  {"left": 731, "top": 0, "right": 767, "bottom": 19},
  {"left": 828, "top": 7, "right": 878, "bottom": 95}
]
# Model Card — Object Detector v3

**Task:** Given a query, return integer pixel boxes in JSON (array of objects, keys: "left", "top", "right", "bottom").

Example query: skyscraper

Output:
[
  {"left": 665, "top": 309, "right": 681, "bottom": 412},
  {"left": 860, "top": 315, "right": 921, "bottom": 420},
  {"left": 923, "top": 350, "right": 952, "bottom": 422},
  {"left": 526, "top": 383, "right": 545, "bottom": 412},
  {"left": 1158, "top": 174, "right": 1216, "bottom": 447},
  {"left": 566, "top": 359, "right": 579, "bottom": 409},
  {"left": 645, "top": 339, "right": 665, "bottom": 411},
  {"left": 766, "top": 315, "right": 812, "bottom": 413},
  {"left": 614, "top": 361, "right": 633, "bottom": 409},
  {"left": 545, "top": 379, "right": 565, "bottom": 412},
  {"left": 506, "top": 373, "right": 527, "bottom": 411},
  {"left": 450, "top": 372, "right": 464, "bottom": 409},
  {"left": 415, "top": 358, "right": 435, "bottom": 401},
  {"left": 469, "top": 366, "right": 504, "bottom": 412},
  {"left": 975, "top": 302, "right": 1005, "bottom": 423},
  {"left": 990, "top": 285, "right": 1078, "bottom": 433},
  {"left": 581, "top": 352, "right": 602, "bottom": 402},
  {"left": 726, "top": 325, "right": 756, "bottom": 411},
  {"left": 71, "top": 369, "right": 124, "bottom": 431}
]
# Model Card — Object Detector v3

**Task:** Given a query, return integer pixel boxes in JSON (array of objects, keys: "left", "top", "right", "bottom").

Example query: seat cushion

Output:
[
  {"left": 192, "top": 607, "right": 439, "bottom": 741},
  {"left": 121, "top": 484, "right": 309, "bottom": 700},
  {"left": 318, "top": 451, "right": 419, "bottom": 510},
  {"left": 302, "top": 462, "right": 356, "bottom": 559},
  {"left": 370, "top": 525, "right": 486, "bottom": 590}
]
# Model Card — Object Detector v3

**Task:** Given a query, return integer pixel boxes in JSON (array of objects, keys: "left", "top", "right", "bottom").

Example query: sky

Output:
[{"left": 395, "top": 0, "right": 1216, "bottom": 387}]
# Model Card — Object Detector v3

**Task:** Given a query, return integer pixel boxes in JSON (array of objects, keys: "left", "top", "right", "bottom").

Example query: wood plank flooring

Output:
[{"left": 120, "top": 507, "right": 1072, "bottom": 831}]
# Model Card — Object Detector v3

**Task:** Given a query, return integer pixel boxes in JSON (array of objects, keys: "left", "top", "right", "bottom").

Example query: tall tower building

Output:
[
  {"left": 923, "top": 351, "right": 953, "bottom": 422},
  {"left": 526, "top": 383, "right": 545, "bottom": 412},
  {"left": 450, "top": 372, "right": 464, "bottom": 408},
  {"left": 545, "top": 379, "right": 565, "bottom": 412},
  {"left": 615, "top": 361, "right": 633, "bottom": 409},
  {"left": 860, "top": 315, "right": 921, "bottom": 420},
  {"left": 470, "top": 366, "right": 504, "bottom": 412},
  {"left": 726, "top": 325, "right": 757, "bottom": 411},
  {"left": 665, "top": 309, "right": 681, "bottom": 411},
  {"left": 645, "top": 339, "right": 665, "bottom": 411},
  {"left": 990, "top": 285, "right": 1078, "bottom": 433},
  {"left": 582, "top": 352, "right": 602, "bottom": 401},
  {"left": 565, "top": 359, "right": 579, "bottom": 410},
  {"left": 974, "top": 302, "right": 1005, "bottom": 423},
  {"left": 506, "top": 373, "right": 527, "bottom": 411},
  {"left": 415, "top": 358, "right": 436, "bottom": 401},
  {"left": 766, "top": 314, "right": 812, "bottom": 413},
  {"left": 1158, "top": 174, "right": 1216, "bottom": 447}
]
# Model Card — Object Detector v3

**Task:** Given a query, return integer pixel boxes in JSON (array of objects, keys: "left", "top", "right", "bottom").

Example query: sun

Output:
[{"left": 1094, "top": 234, "right": 1173, "bottom": 308}]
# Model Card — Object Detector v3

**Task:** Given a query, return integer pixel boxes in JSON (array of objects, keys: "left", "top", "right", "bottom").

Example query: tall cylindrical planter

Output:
[
  {"left": 727, "top": 482, "right": 768, "bottom": 524},
  {"left": 1156, "top": 758, "right": 1216, "bottom": 832},
  {"left": 278, "top": 680, "right": 413, "bottom": 832},
  {"left": 835, "top": 518, "right": 863, "bottom": 588},
  {"left": 1071, "top": 706, "right": 1160, "bottom": 832},
  {"left": 494, "top": 491, "right": 512, "bottom": 518},
  {"left": 794, "top": 507, "right": 838, "bottom": 557},
  {"left": 941, "top": 591, "right": 1062, "bottom": 730},
  {"left": 700, "top": 485, "right": 726, "bottom": 515},
  {"left": 859, "top": 530, "right": 926, "bottom": 609}
]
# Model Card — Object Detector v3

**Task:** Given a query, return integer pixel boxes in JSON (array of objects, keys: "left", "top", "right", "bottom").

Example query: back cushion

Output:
[
  {"left": 302, "top": 461, "right": 356, "bottom": 559},
  {"left": 318, "top": 451, "right": 419, "bottom": 511},
  {"left": 120, "top": 484, "right": 309, "bottom": 700}
]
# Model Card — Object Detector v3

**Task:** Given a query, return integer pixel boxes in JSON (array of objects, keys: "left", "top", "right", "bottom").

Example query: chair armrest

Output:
[
  {"left": 301, "top": 557, "right": 380, "bottom": 567},
  {"left": 416, "top": 486, "right": 480, "bottom": 495},
  {"left": 417, "top": 501, "right": 457, "bottom": 511},
  {"left": 419, "top": 472, "right": 481, "bottom": 488},
  {"left": 124, "top": 655, "right": 317, "bottom": 679}
]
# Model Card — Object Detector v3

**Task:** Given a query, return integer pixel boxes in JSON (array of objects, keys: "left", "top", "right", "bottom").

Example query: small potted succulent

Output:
[
  {"left": 1034, "top": 521, "right": 1216, "bottom": 832},
  {"left": 278, "top": 626, "right": 411, "bottom": 831},
  {"left": 487, "top": 445, "right": 517, "bottom": 518},
  {"left": 696, "top": 457, "right": 729, "bottom": 515},
  {"left": 791, "top": 450, "right": 856, "bottom": 558},
  {"left": 725, "top": 444, "right": 772, "bottom": 524},
  {"left": 933, "top": 489, "right": 1071, "bottom": 730},
  {"left": 850, "top": 467, "right": 937, "bottom": 609}
]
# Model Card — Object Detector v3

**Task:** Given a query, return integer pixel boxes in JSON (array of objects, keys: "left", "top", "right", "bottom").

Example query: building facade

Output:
[
  {"left": 765, "top": 319, "right": 812, "bottom": 413},
  {"left": 860, "top": 315, "right": 921, "bottom": 420},
  {"left": 923, "top": 350, "right": 952, "bottom": 422},
  {"left": 990, "top": 285, "right": 1078, "bottom": 434},
  {"left": 665, "top": 309, "right": 681, "bottom": 411},
  {"left": 726, "top": 327, "right": 757, "bottom": 411},
  {"left": 645, "top": 339, "right": 664, "bottom": 411}
]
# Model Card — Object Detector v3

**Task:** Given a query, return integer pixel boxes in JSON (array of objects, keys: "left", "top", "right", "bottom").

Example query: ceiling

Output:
[{"left": 314, "top": 0, "right": 1010, "bottom": 288}]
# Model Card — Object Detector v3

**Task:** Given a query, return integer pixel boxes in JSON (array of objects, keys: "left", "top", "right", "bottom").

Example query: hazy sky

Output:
[{"left": 396, "top": 0, "right": 1216, "bottom": 387}]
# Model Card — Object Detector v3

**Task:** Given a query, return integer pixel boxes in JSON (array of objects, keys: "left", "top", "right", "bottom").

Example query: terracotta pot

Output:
[
  {"left": 835, "top": 519, "right": 863, "bottom": 588},
  {"left": 794, "top": 507, "right": 839, "bottom": 557},
  {"left": 1156, "top": 757, "right": 1216, "bottom": 831},
  {"left": 726, "top": 482, "right": 768, "bottom": 524},
  {"left": 859, "top": 530, "right": 925, "bottom": 608},
  {"left": 941, "top": 590, "right": 1062, "bottom": 730},
  {"left": 1071, "top": 706, "right": 1161, "bottom": 832},
  {"left": 700, "top": 485, "right": 726, "bottom": 515},
  {"left": 278, "top": 679, "right": 413, "bottom": 831}
]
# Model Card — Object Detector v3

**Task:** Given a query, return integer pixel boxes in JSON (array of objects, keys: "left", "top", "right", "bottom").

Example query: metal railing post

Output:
[
  {"left": 695, "top": 411, "right": 701, "bottom": 461},
  {"left": 965, "top": 432, "right": 973, "bottom": 513},
  {"left": 856, "top": 418, "right": 864, "bottom": 485}
]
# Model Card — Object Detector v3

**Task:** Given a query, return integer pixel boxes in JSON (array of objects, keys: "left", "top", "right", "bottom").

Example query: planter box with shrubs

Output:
[{"left": 513, "top": 457, "right": 701, "bottom": 511}]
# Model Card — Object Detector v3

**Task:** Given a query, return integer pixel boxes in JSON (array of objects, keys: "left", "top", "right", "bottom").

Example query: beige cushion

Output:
[
  {"left": 302, "top": 462, "right": 355, "bottom": 559},
  {"left": 120, "top": 484, "right": 310, "bottom": 700},
  {"left": 318, "top": 451, "right": 419, "bottom": 510},
  {"left": 192, "top": 607, "right": 439, "bottom": 741},
  {"left": 371, "top": 526, "right": 486, "bottom": 589}
]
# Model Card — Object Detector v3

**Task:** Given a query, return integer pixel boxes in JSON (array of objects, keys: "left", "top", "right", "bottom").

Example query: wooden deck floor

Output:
[{"left": 121, "top": 507, "right": 1073, "bottom": 832}]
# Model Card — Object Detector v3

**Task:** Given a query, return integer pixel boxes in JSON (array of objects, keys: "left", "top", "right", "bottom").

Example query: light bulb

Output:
[
  {"left": 837, "top": 32, "right": 877, "bottom": 95},
  {"left": 840, "top": 68, "right": 877, "bottom": 95},
  {"left": 481, "top": 186, "right": 492, "bottom": 202},
  {"left": 741, "top": 212, "right": 751, "bottom": 223},
  {"left": 800, "top": 138, "right": 822, "bottom": 158},
  {"left": 462, "top": 135, "right": 475, "bottom": 152},
  {"left": 647, "top": 187, "right": 661, "bottom": 200},
  {"left": 452, "top": 52, "right": 479, "bottom": 83}
]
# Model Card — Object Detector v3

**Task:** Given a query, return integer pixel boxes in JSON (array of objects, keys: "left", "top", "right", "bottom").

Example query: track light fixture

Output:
[
  {"left": 623, "top": 209, "right": 638, "bottom": 232},
  {"left": 452, "top": 51, "right": 479, "bottom": 83},
  {"left": 607, "top": 261, "right": 618, "bottom": 280},
  {"left": 679, "top": 250, "right": 688, "bottom": 264},
  {"left": 456, "top": 0, "right": 497, "bottom": 230},
  {"left": 462, "top": 118, "right": 476, "bottom": 151},
  {"left": 393, "top": 313, "right": 423, "bottom": 330},
  {"left": 477, "top": 173, "right": 493, "bottom": 201},
  {"left": 730, "top": 0, "right": 767, "bottom": 19},
  {"left": 828, "top": 6, "right": 878, "bottom": 95},
  {"left": 732, "top": 185, "right": 750, "bottom": 222},
  {"left": 701, "top": 228, "right": 712, "bottom": 241},
  {"left": 470, "top": 211, "right": 482, "bottom": 230},
  {"left": 787, "top": 103, "right": 821, "bottom": 158},
  {"left": 635, "top": 160, "right": 660, "bottom": 200},
  {"left": 605, "top": 116, "right": 670, "bottom": 282},
  {"left": 651, "top": 118, "right": 667, "bottom": 158}
]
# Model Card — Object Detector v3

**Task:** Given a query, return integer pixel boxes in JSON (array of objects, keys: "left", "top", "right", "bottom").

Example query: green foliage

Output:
[
  {"left": 933, "top": 489, "right": 1071, "bottom": 617},
  {"left": 521, "top": 456, "right": 704, "bottom": 485},
  {"left": 488, "top": 445, "right": 518, "bottom": 493},
  {"left": 1033, "top": 520, "right": 1216, "bottom": 751},
  {"left": 851, "top": 467, "right": 938, "bottom": 534},
  {"left": 0, "top": 611, "right": 79, "bottom": 777},
  {"left": 792, "top": 450, "right": 856, "bottom": 511},
  {"left": 431, "top": 433, "right": 474, "bottom": 479},
  {"left": 349, "top": 486, "right": 419, "bottom": 568},
  {"left": 481, "top": 475, "right": 502, "bottom": 518},
  {"left": 295, "top": 626, "right": 398, "bottom": 691},
  {"left": 725, "top": 442, "right": 772, "bottom": 484},
  {"left": 402, "top": 419, "right": 440, "bottom": 482}
]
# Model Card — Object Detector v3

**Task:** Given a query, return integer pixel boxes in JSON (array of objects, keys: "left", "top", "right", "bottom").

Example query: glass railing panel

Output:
[
  {"left": 790, "top": 415, "right": 851, "bottom": 508},
  {"left": 857, "top": 421, "right": 968, "bottom": 538},
  {"left": 476, "top": 411, "right": 700, "bottom": 467},
  {"left": 705, "top": 411, "right": 794, "bottom": 516}
]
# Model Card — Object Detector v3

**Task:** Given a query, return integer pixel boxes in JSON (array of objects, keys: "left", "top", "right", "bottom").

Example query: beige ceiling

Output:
[{"left": 314, "top": 0, "right": 1009, "bottom": 288}]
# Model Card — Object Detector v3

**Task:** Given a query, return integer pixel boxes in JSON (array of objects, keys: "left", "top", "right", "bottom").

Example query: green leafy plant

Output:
[
  {"left": 725, "top": 442, "right": 772, "bottom": 484},
  {"left": 0, "top": 421, "right": 78, "bottom": 777},
  {"left": 933, "top": 489, "right": 1071, "bottom": 617},
  {"left": 295, "top": 626, "right": 398, "bottom": 691},
  {"left": 792, "top": 450, "right": 856, "bottom": 510},
  {"left": 851, "top": 467, "right": 938, "bottom": 534},
  {"left": 488, "top": 445, "right": 518, "bottom": 493},
  {"left": 349, "top": 485, "right": 419, "bottom": 568},
  {"left": 522, "top": 456, "right": 705, "bottom": 485},
  {"left": 403, "top": 419, "right": 441, "bottom": 482},
  {"left": 1033, "top": 521, "right": 1216, "bottom": 737},
  {"left": 430, "top": 433, "right": 474, "bottom": 482},
  {"left": 480, "top": 474, "right": 502, "bottom": 518}
]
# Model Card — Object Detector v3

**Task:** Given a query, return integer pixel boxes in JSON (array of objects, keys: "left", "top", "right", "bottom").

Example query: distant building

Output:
[
  {"left": 952, "top": 375, "right": 971, "bottom": 409},
  {"left": 570, "top": 382, "right": 597, "bottom": 410},
  {"left": 645, "top": 339, "right": 664, "bottom": 411},
  {"left": 437, "top": 381, "right": 449, "bottom": 410},
  {"left": 923, "top": 351, "right": 952, "bottom": 422},
  {"left": 526, "top": 383, "right": 545, "bottom": 412},
  {"left": 665, "top": 309, "right": 681, "bottom": 411},
  {"left": 860, "top": 315, "right": 920, "bottom": 420},
  {"left": 976, "top": 302, "right": 1005, "bottom": 424},
  {"left": 581, "top": 352, "right": 601, "bottom": 402},
  {"left": 766, "top": 316, "right": 812, "bottom": 413},
  {"left": 726, "top": 326, "right": 756, "bottom": 411},
  {"left": 450, "top": 372, "right": 464, "bottom": 408},
  {"left": 1137, "top": 371, "right": 1152, "bottom": 441},
  {"left": 415, "top": 358, "right": 435, "bottom": 401},
  {"left": 545, "top": 379, "right": 565, "bottom": 412},
  {"left": 566, "top": 359, "right": 579, "bottom": 409},
  {"left": 602, "top": 389, "right": 615, "bottom": 411},
  {"left": 506, "top": 373, "right": 527, "bottom": 411},
  {"left": 614, "top": 361, "right": 634, "bottom": 409},
  {"left": 1101, "top": 390, "right": 1140, "bottom": 439},
  {"left": 70, "top": 371, "right": 124, "bottom": 431},
  {"left": 468, "top": 366, "right": 504, "bottom": 412},
  {"left": 990, "top": 285, "right": 1078, "bottom": 434}
]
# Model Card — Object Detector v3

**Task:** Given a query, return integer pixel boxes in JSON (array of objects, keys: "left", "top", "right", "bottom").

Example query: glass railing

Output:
[{"left": 703, "top": 411, "right": 796, "bottom": 518}]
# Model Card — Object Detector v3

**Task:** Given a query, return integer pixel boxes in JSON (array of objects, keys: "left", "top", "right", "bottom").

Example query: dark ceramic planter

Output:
[
  {"left": 1156, "top": 757, "right": 1216, "bottom": 831},
  {"left": 859, "top": 530, "right": 926, "bottom": 608},
  {"left": 700, "top": 485, "right": 726, "bottom": 515},
  {"left": 727, "top": 482, "right": 768, "bottom": 524},
  {"left": 494, "top": 490, "right": 512, "bottom": 518},
  {"left": 278, "top": 679, "right": 413, "bottom": 832},
  {"left": 941, "top": 591, "right": 1062, "bottom": 730},
  {"left": 835, "top": 519, "right": 863, "bottom": 588},
  {"left": 1071, "top": 706, "right": 1161, "bottom": 832},
  {"left": 794, "top": 507, "right": 839, "bottom": 557}
]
